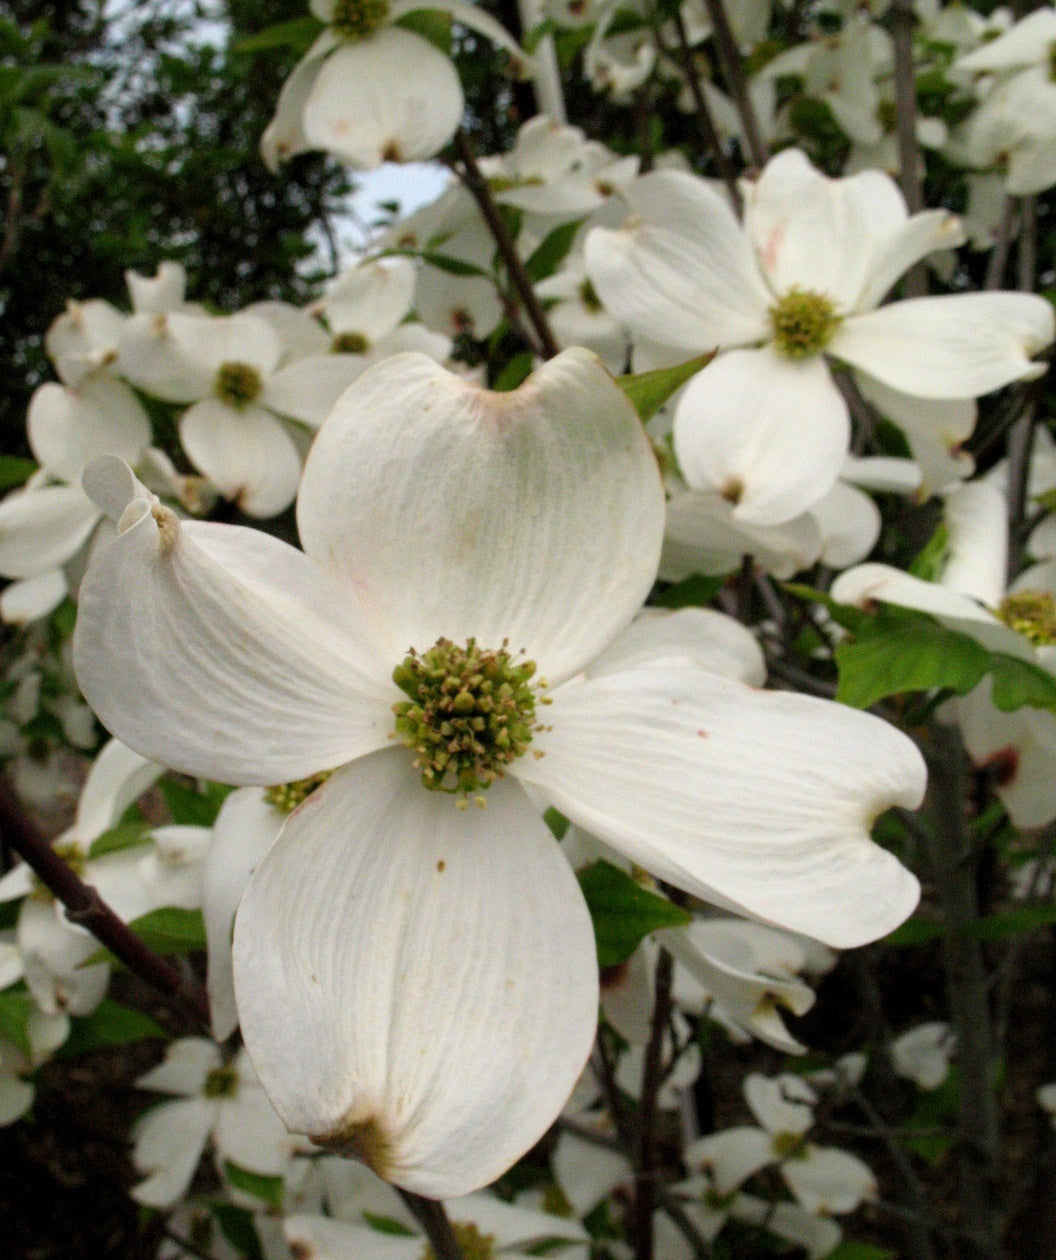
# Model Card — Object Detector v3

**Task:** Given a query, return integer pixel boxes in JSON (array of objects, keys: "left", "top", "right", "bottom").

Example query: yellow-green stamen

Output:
[
  {"left": 770, "top": 1130, "right": 810, "bottom": 1160},
  {"left": 331, "top": 331, "right": 370, "bottom": 354},
  {"left": 214, "top": 361, "right": 263, "bottom": 408},
  {"left": 578, "top": 278, "right": 602, "bottom": 313},
  {"left": 421, "top": 1222, "right": 496, "bottom": 1260},
  {"left": 392, "top": 637, "right": 547, "bottom": 797},
  {"left": 331, "top": 0, "right": 389, "bottom": 41},
  {"left": 769, "top": 288, "right": 841, "bottom": 360},
  {"left": 264, "top": 771, "right": 333, "bottom": 814},
  {"left": 203, "top": 1066, "right": 240, "bottom": 1099},
  {"left": 996, "top": 590, "right": 1056, "bottom": 646}
]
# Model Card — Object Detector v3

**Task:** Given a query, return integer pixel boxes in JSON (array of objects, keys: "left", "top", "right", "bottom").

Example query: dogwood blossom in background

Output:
[{"left": 585, "top": 148, "right": 1054, "bottom": 523}]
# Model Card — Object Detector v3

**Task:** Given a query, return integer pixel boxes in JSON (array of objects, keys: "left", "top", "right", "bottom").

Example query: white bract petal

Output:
[
  {"left": 28, "top": 378, "right": 150, "bottom": 483},
  {"left": 303, "top": 31, "right": 463, "bottom": 166},
  {"left": 74, "top": 460, "right": 395, "bottom": 784},
  {"left": 233, "top": 752, "right": 599, "bottom": 1198},
  {"left": 832, "top": 293, "right": 1054, "bottom": 398},
  {"left": 297, "top": 349, "right": 664, "bottom": 683},
  {"left": 516, "top": 665, "right": 924, "bottom": 947},
  {"left": 673, "top": 347, "right": 850, "bottom": 526}
]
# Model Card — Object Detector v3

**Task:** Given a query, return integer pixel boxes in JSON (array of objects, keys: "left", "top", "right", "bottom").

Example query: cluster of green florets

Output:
[
  {"left": 214, "top": 361, "right": 263, "bottom": 408},
  {"left": 331, "top": 330, "right": 370, "bottom": 354},
  {"left": 421, "top": 1221, "right": 496, "bottom": 1260},
  {"left": 996, "top": 590, "right": 1056, "bottom": 645},
  {"left": 770, "top": 1130, "right": 810, "bottom": 1161},
  {"left": 264, "top": 771, "right": 333, "bottom": 815},
  {"left": 392, "top": 637, "right": 546, "bottom": 798},
  {"left": 202, "top": 1066, "right": 240, "bottom": 1099},
  {"left": 769, "top": 288, "right": 841, "bottom": 360},
  {"left": 331, "top": 0, "right": 389, "bottom": 40},
  {"left": 1049, "top": 40, "right": 1056, "bottom": 82},
  {"left": 578, "top": 278, "right": 603, "bottom": 313}
]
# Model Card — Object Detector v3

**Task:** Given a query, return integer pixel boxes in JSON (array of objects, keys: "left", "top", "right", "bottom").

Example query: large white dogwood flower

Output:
[
  {"left": 73, "top": 349, "right": 925, "bottom": 1198},
  {"left": 585, "top": 148, "right": 1054, "bottom": 524}
]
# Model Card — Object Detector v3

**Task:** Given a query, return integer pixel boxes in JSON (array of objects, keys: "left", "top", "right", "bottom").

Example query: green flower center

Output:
[
  {"left": 769, "top": 288, "right": 841, "bottom": 360},
  {"left": 203, "top": 1066, "right": 240, "bottom": 1099},
  {"left": 876, "top": 99, "right": 897, "bottom": 133},
  {"left": 1049, "top": 40, "right": 1056, "bottom": 83},
  {"left": 487, "top": 174, "right": 544, "bottom": 194},
  {"left": 996, "top": 590, "right": 1056, "bottom": 645},
  {"left": 31, "top": 839, "right": 86, "bottom": 901},
  {"left": 264, "top": 771, "right": 333, "bottom": 814},
  {"left": 331, "top": 0, "right": 389, "bottom": 41},
  {"left": 331, "top": 331, "right": 370, "bottom": 354},
  {"left": 770, "top": 1130, "right": 810, "bottom": 1160},
  {"left": 578, "top": 278, "right": 602, "bottom": 313},
  {"left": 392, "top": 637, "right": 547, "bottom": 798},
  {"left": 421, "top": 1222, "right": 496, "bottom": 1260},
  {"left": 215, "top": 361, "right": 263, "bottom": 408}
]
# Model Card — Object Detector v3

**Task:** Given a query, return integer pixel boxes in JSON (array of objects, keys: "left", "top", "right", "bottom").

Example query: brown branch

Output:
[
  {"left": 669, "top": 13, "right": 742, "bottom": 212},
  {"left": 452, "top": 128, "right": 560, "bottom": 360},
  {"left": 400, "top": 1190, "right": 465, "bottom": 1260},
  {"left": 0, "top": 773, "right": 210, "bottom": 1028},
  {"left": 632, "top": 948, "right": 674, "bottom": 1260},
  {"left": 890, "top": 0, "right": 925, "bottom": 295},
  {"left": 698, "top": 0, "right": 769, "bottom": 168}
]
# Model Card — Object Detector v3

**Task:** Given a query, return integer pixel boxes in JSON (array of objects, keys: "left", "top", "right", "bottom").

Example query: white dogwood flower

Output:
[
  {"left": 585, "top": 148, "right": 1053, "bottom": 524},
  {"left": 73, "top": 349, "right": 925, "bottom": 1197}
]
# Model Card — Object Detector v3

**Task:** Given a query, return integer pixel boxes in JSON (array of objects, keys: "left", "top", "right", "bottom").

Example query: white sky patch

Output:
[{"left": 337, "top": 161, "right": 452, "bottom": 260}]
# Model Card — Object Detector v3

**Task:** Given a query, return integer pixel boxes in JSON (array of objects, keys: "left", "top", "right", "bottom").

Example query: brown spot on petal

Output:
[
  {"left": 720, "top": 477, "right": 744, "bottom": 506},
  {"left": 382, "top": 139, "right": 403, "bottom": 162},
  {"left": 312, "top": 1113, "right": 395, "bottom": 1179},
  {"left": 983, "top": 745, "right": 1019, "bottom": 788},
  {"left": 290, "top": 1244, "right": 313, "bottom": 1260},
  {"left": 697, "top": 729, "right": 708, "bottom": 738},
  {"left": 437, "top": 859, "right": 446, "bottom": 872}
]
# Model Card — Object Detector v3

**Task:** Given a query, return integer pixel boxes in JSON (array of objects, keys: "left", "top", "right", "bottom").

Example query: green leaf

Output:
[
  {"left": 543, "top": 807, "right": 570, "bottom": 840},
  {"left": 87, "top": 820, "right": 153, "bottom": 859},
  {"left": 616, "top": 354, "right": 714, "bottom": 424},
  {"left": 418, "top": 250, "right": 492, "bottom": 279},
  {"left": 0, "top": 989, "right": 34, "bottom": 1056},
  {"left": 908, "top": 522, "right": 948, "bottom": 581},
  {"left": 653, "top": 573, "right": 726, "bottom": 609},
  {"left": 883, "top": 916, "right": 943, "bottom": 946},
  {"left": 523, "top": 18, "right": 557, "bottom": 53},
  {"left": 362, "top": 1212, "right": 417, "bottom": 1237},
  {"left": 129, "top": 907, "right": 206, "bottom": 954},
  {"left": 60, "top": 999, "right": 167, "bottom": 1055},
  {"left": 833, "top": 605, "right": 1056, "bottom": 715},
  {"left": 209, "top": 1202, "right": 264, "bottom": 1260},
  {"left": 233, "top": 15, "right": 323, "bottom": 55},
  {"left": 577, "top": 860, "right": 690, "bottom": 968},
  {"left": 161, "top": 777, "right": 233, "bottom": 827},
  {"left": 394, "top": 9, "right": 452, "bottom": 54},
  {"left": 966, "top": 903, "right": 1056, "bottom": 941},
  {"left": 0, "top": 455, "right": 36, "bottom": 490},
  {"left": 493, "top": 351, "right": 534, "bottom": 392},
  {"left": 524, "top": 218, "right": 582, "bottom": 283},
  {"left": 222, "top": 1161, "right": 284, "bottom": 1210},
  {"left": 783, "top": 582, "right": 866, "bottom": 633},
  {"left": 827, "top": 1243, "right": 897, "bottom": 1260}
]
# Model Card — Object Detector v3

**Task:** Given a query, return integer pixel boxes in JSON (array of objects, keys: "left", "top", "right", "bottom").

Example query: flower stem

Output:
[
  {"left": 668, "top": 11, "right": 742, "bottom": 212},
  {"left": 0, "top": 772, "right": 210, "bottom": 1028},
  {"left": 632, "top": 947, "right": 674, "bottom": 1260},
  {"left": 698, "top": 0, "right": 768, "bottom": 168},
  {"left": 452, "top": 128, "right": 560, "bottom": 360},
  {"left": 924, "top": 724, "right": 1003, "bottom": 1260},
  {"left": 400, "top": 1190, "right": 465, "bottom": 1260}
]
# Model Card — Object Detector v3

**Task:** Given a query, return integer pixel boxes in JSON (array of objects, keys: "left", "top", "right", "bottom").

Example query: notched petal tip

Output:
[
  {"left": 82, "top": 455, "right": 140, "bottom": 523},
  {"left": 311, "top": 1111, "right": 396, "bottom": 1182}
]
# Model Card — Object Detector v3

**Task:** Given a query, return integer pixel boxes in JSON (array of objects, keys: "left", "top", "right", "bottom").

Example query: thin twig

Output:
[
  {"left": 0, "top": 774, "right": 210, "bottom": 1028},
  {"left": 699, "top": 0, "right": 769, "bottom": 167},
  {"left": 984, "top": 196, "right": 1016, "bottom": 291},
  {"left": 452, "top": 128, "right": 560, "bottom": 359},
  {"left": 660, "top": 1190, "right": 715, "bottom": 1259},
  {"left": 890, "top": 0, "right": 925, "bottom": 294},
  {"left": 400, "top": 1191, "right": 466, "bottom": 1260},
  {"left": 924, "top": 724, "right": 1003, "bottom": 1260},
  {"left": 633, "top": 948, "right": 675, "bottom": 1260},
  {"left": 668, "top": 12, "right": 741, "bottom": 211}
]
